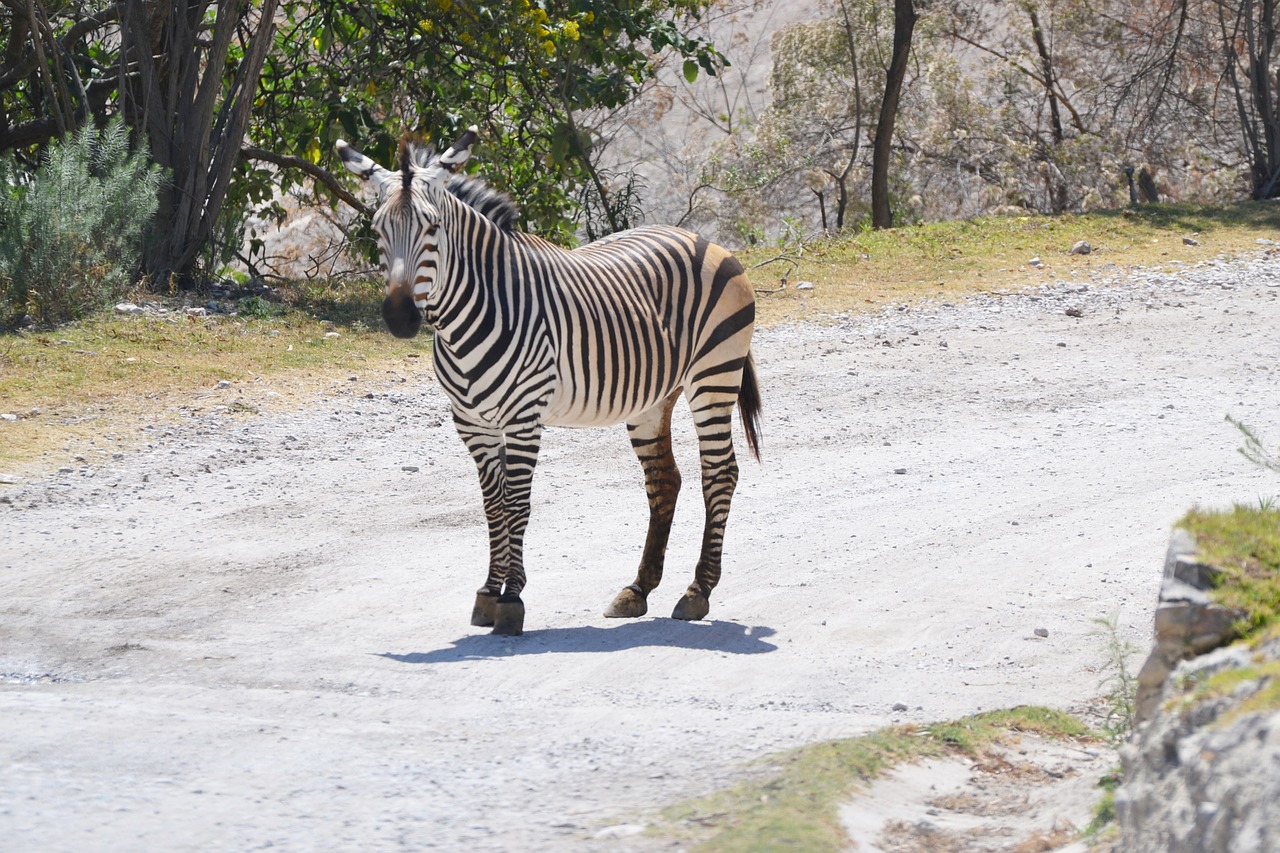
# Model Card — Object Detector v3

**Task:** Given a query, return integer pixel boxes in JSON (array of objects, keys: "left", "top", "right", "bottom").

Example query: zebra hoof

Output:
[
  {"left": 604, "top": 586, "right": 647, "bottom": 618},
  {"left": 471, "top": 590, "right": 498, "bottom": 627},
  {"left": 672, "top": 589, "right": 710, "bottom": 621},
  {"left": 492, "top": 596, "right": 525, "bottom": 636}
]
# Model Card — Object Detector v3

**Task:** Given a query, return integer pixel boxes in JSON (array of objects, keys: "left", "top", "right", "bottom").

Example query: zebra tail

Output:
[{"left": 738, "top": 351, "right": 763, "bottom": 462}]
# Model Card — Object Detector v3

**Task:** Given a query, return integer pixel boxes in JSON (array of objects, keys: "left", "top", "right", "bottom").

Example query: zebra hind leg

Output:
[
  {"left": 605, "top": 392, "right": 682, "bottom": 619},
  {"left": 673, "top": 393, "right": 740, "bottom": 622}
]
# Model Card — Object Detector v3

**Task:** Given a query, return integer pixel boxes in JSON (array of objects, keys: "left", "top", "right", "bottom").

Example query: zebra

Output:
[{"left": 335, "top": 127, "right": 761, "bottom": 636}]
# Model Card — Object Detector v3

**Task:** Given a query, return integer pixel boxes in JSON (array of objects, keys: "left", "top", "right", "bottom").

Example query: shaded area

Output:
[{"left": 380, "top": 620, "right": 777, "bottom": 664}]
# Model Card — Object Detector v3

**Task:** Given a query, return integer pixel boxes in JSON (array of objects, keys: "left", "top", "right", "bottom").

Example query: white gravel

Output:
[{"left": 2, "top": 252, "right": 1279, "bottom": 851}]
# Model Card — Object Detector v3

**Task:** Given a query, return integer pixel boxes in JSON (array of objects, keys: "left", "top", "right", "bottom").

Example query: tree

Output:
[
  {"left": 1, "top": 0, "right": 725, "bottom": 287},
  {"left": 871, "top": 0, "right": 919, "bottom": 227}
]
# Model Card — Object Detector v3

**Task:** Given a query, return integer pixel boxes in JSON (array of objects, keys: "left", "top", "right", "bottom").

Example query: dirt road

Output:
[{"left": 3, "top": 254, "right": 1278, "bottom": 851}]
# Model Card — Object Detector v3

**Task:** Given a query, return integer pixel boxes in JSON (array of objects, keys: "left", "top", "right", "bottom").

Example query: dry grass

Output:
[{"left": 742, "top": 200, "right": 1280, "bottom": 326}]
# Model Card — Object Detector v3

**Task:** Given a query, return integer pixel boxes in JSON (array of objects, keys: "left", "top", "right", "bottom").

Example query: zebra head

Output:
[{"left": 335, "top": 126, "right": 478, "bottom": 338}]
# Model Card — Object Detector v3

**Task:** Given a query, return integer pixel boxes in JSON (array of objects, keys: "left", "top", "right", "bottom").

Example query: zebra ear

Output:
[
  {"left": 438, "top": 125, "right": 479, "bottom": 174},
  {"left": 335, "top": 140, "right": 391, "bottom": 188}
]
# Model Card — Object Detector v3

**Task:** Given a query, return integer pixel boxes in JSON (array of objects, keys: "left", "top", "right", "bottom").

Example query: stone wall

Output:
[{"left": 1116, "top": 530, "right": 1280, "bottom": 852}]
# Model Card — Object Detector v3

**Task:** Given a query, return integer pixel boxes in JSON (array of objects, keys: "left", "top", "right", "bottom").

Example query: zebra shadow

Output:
[{"left": 379, "top": 619, "right": 778, "bottom": 664}]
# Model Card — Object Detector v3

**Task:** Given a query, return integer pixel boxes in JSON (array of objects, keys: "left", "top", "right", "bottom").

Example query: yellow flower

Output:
[
  {"left": 562, "top": 20, "right": 579, "bottom": 40},
  {"left": 542, "top": 39, "right": 556, "bottom": 54},
  {"left": 580, "top": 11, "right": 594, "bottom": 24},
  {"left": 419, "top": 19, "right": 434, "bottom": 33}
]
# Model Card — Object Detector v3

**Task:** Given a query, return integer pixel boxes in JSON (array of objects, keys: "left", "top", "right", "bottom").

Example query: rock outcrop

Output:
[{"left": 1116, "top": 530, "right": 1280, "bottom": 852}]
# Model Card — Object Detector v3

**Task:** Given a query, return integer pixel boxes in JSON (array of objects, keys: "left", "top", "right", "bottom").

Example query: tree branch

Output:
[{"left": 240, "top": 145, "right": 373, "bottom": 217}]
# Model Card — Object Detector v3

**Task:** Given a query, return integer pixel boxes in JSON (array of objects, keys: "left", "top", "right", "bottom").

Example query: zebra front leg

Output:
[
  {"left": 457, "top": 424, "right": 509, "bottom": 629},
  {"left": 457, "top": 421, "right": 543, "bottom": 635},
  {"left": 606, "top": 393, "right": 682, "bottom": 618},
  {"left": 673, "top": 398, "right": 740, "bottom": 621},
  {"left": 491, "top": 424, "right": 542, "bottom": 636}
]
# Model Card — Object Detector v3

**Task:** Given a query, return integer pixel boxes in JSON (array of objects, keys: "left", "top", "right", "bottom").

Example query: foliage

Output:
[
  {"left": 0, "top": 117, "right": 162, "bottom": 329},
  {"left": 242, "top": 0, "right": 725, "bottom": 246},
  {"left": 1179, "top": 504, "right": 1280, "bottom": 636}
]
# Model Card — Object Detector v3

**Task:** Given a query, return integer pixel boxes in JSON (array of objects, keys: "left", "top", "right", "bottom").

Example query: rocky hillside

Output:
[{"left": 1117, "top": 525, "right": 1280, "bottom": 851}]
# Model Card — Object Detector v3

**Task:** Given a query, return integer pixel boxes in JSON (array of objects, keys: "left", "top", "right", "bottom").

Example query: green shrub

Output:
[{"left": 0, "top": 117, "right": 163, "bottom": 329}]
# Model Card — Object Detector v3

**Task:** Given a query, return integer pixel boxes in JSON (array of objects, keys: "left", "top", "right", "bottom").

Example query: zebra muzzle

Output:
[{"left": 382, "top": 290, "right": 423, "bottom": 339}]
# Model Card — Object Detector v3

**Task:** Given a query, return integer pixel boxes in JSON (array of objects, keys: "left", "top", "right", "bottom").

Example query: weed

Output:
[
  {"left": 1085, "top": 767, "right": 1123, "bottom": 836},
  {"left": 1226, "top": 414, "right": 1280, "bottom": 476},
  {"left": 1092, "top": 612, "right": 1138, "bottom": 747}
]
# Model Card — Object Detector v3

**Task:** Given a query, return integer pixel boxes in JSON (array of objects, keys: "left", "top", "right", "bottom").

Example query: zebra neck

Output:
[{"left": 423, "top": 198, "right": 511, "bottom": 344}]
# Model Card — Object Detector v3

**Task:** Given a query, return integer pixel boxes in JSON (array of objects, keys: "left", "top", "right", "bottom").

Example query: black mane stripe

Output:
[{"left": 446, "top": 174, "right": 519, "bottom": 232}]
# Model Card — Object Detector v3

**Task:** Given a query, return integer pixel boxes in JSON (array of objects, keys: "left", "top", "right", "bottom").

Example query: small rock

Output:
[
  {"left": 402, "top": 465, "right": 420, "bottom": 473},
  {"left": 114, "top": 302, "right": 145, "bottom": 315},
  {"left": 185, "top": 307, "right": 208, "bottom": 317},
  {"left": 0, "top": 473, "right": 19, "bottom": 484},
  {"left": 1070, "top": 240, "right": 1092, "bottom": 255},
  {"left": 892, "top": 702, "right": 909, "bottom": 712},
  {"left": 1034, "top": 627, "right": 1049, "bottom": 638},
  {"left": 894, "top": 468, "right": 907, "bottom": 475},
  {"left": 215, "top": 380, "right": 232, "bottom": 390},
  {"left": 0, "top": 413, "right": 17, "bottom": 422},
  {"left": 1029, "top": 257, "right": 1045, "bottom": 268},
  {"left": 795, "top": 280, "right": 815, "bottom": 291},
  {"left": 1183, "top": 236, "right": 1200, "bottom": 246},
  {"left": 1065, "top": 307, "right": 1084, "bottom": 317},
  {"left": 325, "top": 332, "right": 341, "bottom": 338}
]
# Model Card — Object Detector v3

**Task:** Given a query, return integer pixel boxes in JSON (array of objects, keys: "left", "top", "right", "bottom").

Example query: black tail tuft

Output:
[{"left": 737, "top": 351, "right": 762, "bottom": 462}]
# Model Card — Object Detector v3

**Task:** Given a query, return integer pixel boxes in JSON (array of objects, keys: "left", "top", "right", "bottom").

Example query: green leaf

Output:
[{"left": 683, "top": 59, "right": 699, "bottom": 83}]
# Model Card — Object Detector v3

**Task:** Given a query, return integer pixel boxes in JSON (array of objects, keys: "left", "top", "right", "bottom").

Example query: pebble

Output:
[
  {"left": 1183, "top": 236, "right": 1200, "bottom": 246},
  {"left": 795, "top": 280, "right": 815, "bottom": 291},
  {"left": 1070, "top": 240, "right": 1092, "bottom": 255},
  {"left": 114, "top": 302, "right": 145, "bottom": 315},
  {"left": 0, "top": 413, "right": 16, "bottom": 421},
  {"left": 1034, "top": 627, "right": 1049, "bottom": 638},
  {"left": 892, "top": 702, "right": 909, "bottom": 712}
]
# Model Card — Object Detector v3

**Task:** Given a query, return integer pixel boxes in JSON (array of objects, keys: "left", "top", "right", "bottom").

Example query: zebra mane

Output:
[
  {"left": 397, "top": 136, "right": 519, "bottom": 231},
  {"left": 445, "top": 174, "right": 519, "bottom": 232}
]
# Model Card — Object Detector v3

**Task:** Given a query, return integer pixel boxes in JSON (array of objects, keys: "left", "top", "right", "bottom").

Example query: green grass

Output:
[
  {"left": 651, "top": 706, "right": 1091, "bottom": 853},
  {"left": 1178, "top": 504, "right": 1280, "bottom": 636}
]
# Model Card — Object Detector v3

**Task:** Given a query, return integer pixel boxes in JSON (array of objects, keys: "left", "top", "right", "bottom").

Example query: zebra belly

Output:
[
  {"left": 541, "top": 338, "right": 681, "bottom": 427},
  {"left": 541, "top": 387, "right": 673, "bottom": 428}
]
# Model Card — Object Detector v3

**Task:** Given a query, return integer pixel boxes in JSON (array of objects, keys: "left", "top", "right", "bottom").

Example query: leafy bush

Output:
[{"left": 0, "top": 117, "right": 162, "bottom": 329}]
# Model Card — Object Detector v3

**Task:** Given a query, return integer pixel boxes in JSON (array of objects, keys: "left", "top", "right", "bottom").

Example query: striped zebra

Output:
[{"left": 336, "top": 127, "right": 761, "bottom": 636}]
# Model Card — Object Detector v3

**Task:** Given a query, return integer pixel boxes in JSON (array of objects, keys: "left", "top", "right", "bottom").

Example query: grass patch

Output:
[
  {"left": 1178, "top": 504, "right": 1280, "bottom": 636},
  {"left": 742, "top": 200, "right": 1280, "bottom": 325},
  {"left": 0, "top": 281, "right": 433, "bottom": 472},
  {"left": 651, "top": 706, "right": 1091, "bottom": 853}
]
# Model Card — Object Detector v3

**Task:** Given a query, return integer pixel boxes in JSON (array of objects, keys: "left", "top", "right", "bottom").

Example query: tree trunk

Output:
[
  {"left": 871, "top": 0, "right": 917, "bottom": 229},
  {"left": 120, "top": 0, "right": 279, "bottom": 288}
]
